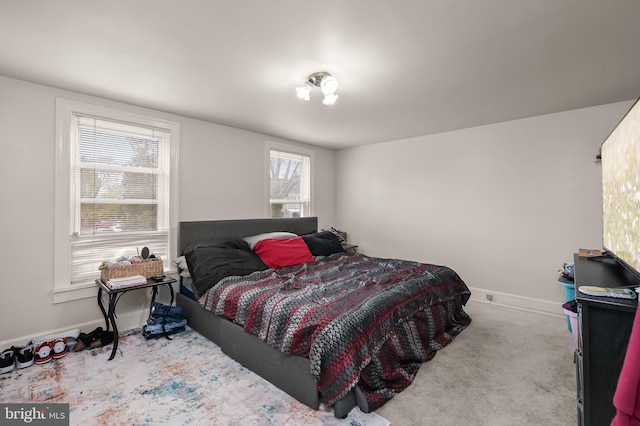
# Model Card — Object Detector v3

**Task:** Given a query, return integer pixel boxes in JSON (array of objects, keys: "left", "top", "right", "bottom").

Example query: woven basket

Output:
[{"left": 100, "top": 258, "right": 163, "bottom": 282}]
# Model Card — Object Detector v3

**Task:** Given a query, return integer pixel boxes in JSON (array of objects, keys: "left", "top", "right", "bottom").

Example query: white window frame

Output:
[
  {"left": 265, "top": 141, "right": 314, "bottom": 218},
  {"left": 54, "top": 99, "right": 180, "bottom": 303}
]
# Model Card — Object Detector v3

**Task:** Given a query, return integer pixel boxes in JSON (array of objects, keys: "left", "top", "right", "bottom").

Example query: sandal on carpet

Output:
[
  {"left": 74, "top": 327, "right": 103, "bottom": 352},
  {"left": 90, "top": 331, "right": 114, "bottom": 349}
]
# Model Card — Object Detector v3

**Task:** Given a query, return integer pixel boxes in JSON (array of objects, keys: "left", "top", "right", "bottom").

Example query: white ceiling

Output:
[{"left": 1, "top": 1, "right": 640, "bottom": 149}]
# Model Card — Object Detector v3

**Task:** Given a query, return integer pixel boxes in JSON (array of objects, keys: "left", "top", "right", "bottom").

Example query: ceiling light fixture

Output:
[{"left": 296, "top": 72, "right": 339, "bottom": 105}]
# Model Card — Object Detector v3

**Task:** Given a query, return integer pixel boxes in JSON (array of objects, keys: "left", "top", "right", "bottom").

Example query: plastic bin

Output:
[
  {"left": 559, "top": 276, "right": 576, "bottom": 331},
  {"left": 563, "top": 308, "right": 579, "bottom": 349}
]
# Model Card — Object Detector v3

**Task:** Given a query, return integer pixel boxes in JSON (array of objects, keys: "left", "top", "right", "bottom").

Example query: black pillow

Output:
[
  {"left": 184, "top": 238, "right": 268, "bottom": 298},
  {"left": 183, "top": 237, "right": 251, "bottom": 254},
  {"left": 302, "top": 231, "right": 346, "bottom": 256}
]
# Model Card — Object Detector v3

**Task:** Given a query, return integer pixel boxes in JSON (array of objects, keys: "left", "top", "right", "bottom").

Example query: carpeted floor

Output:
[
  {"left": 377, "top": 301, "right": 577, "bottom": 426},
  {"left": 0, "top": 300, "right": 576, "bottom": 425},
  {"left": 0, "top": 328, "right": 389, "bottom": 425}
]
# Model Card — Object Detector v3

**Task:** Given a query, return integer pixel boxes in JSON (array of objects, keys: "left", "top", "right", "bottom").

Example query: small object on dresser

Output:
[
  {"left": 579, "top": 248, "right": 604, "bottom": 257},
  {"left": 578, "top": 286, "right": 637, "bottom": 299}
]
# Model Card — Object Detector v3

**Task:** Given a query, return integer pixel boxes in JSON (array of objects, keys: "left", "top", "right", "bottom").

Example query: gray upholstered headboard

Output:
[{"left": 178, "top": 217, "right": 318, "bottom": 255}]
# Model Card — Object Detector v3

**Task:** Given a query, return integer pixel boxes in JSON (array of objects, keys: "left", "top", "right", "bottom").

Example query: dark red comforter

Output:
[{"left": 199, "top": 253, "right": 471, "bottom": 410}]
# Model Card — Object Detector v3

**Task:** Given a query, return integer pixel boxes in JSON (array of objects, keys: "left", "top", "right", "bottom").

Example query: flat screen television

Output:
[{"left": 601, "top": 97, "right": 640, "bottom": 279}]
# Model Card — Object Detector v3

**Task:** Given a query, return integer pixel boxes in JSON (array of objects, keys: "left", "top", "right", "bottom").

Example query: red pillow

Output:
[{"left": 254, "top": 237, "right": 315, "bottom": 268}]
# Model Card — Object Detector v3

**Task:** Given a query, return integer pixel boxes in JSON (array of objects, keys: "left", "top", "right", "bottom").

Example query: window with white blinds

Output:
[
  {"left": 69, "top": 115, "right": 171, "bottom": 284},
  {"left": 269, "top": 148, "right": 311, "bottom": 218},
  {"left": 54, "top": 99, "right": 179, "bottom": 302}
]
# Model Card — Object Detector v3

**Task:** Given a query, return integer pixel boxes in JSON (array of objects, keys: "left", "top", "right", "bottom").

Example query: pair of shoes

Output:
[
  {"left": 29, "top": 329, "right": 80, "bottom": 358},
  {"left": 1, "top": 341, "right": 36, "bottom": 373},
  {"left": 34, "top": 338, "right": 67, "bottom": 364},
  {"left": 90, "top": 331, "right": 114, "bottom": 349},
  {"left": 74, "top": 327, "right": 103, "bottom": 352}
]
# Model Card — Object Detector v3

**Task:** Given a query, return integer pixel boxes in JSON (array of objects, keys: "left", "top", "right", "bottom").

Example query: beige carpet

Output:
[{"left": 376, "top": 300, "right": 576, "bottom": 426}]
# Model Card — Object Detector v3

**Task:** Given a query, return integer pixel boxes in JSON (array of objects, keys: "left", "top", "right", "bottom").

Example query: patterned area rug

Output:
[{"left": 0, "top": 327, "right": 390, "bottom": 426}]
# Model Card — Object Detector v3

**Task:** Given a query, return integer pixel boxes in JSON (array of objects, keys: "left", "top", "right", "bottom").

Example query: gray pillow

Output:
[{"left": 243, "top": 231, "right": 298, "bottom": 249}]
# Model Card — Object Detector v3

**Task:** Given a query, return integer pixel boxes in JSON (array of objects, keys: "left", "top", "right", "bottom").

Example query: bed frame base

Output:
[{"left": 177, "top": 293, "right": 357, "bottom": 418}]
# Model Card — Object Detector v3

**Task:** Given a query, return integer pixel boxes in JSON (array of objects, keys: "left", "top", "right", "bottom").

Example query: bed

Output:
[{"left": 176, "top": 217, "right": 471, "bottom": 418}]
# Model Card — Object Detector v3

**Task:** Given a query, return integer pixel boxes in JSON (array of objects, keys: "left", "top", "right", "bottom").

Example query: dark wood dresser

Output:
[{"left": 574, "top": 253, "right": 639, "bottom": 425}]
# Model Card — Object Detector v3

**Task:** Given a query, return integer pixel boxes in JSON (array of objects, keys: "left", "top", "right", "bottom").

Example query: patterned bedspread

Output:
[{"left": 199, "top": 253, "right": 471, "bottom": 410}]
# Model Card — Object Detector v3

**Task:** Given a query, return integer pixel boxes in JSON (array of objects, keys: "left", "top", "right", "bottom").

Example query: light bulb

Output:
[
  {"left": 322, "top": 94, "right": 339, "bottom": 105},
  {"left": 320, "top": 75, "right": 339, "bottom": 95},
  {"left": 296, "top": 83, "right": 312, "bottom": 101}
]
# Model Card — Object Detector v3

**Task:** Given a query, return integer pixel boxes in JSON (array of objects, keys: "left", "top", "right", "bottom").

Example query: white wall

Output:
[
  {"left": 0, "top": 75, "right": 336, "bottom": 345},
  {"left": 178, "top": 116, "right": 336, "bottom": 225},
  {"left": 336, "top": 101, "right": 635, "bottom": 314}
]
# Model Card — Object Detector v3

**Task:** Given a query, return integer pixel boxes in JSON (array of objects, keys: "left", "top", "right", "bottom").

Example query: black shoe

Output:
[
  {"left": 14, "top": 341, "right": 34, "bottom": 369},
  {"left": 74, "top": 327, "right": 103, "bottom": 352},
  {"left": 0, "top": 348, "right": 15, "bottom": 374}
]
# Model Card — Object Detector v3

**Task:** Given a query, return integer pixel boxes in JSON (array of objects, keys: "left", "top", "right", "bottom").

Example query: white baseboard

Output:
[
  {"left": 0, "top": 308, "right": 149, "bottom": 350},
  {"left": 467, "top": 286, "right": 565, "bottom": 318}
]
